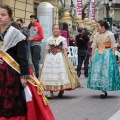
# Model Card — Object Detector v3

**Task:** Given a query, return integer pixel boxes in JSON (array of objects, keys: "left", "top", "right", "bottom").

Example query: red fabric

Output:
[
  {"left": 61, "top": 30, "right": 69, "bottom": 46},
  {"left": 29, "top": 67, "right": 34, "bottom": 77},
  {"left": 27, "top": 67, "right": 55, "bottom": 120},
  {"left": 26, "top": 82, "right": 55, "bottom": 120},
  {"left": 31, "top": 22, "right": 44, "bottom": 41},
  {"left": 0, "top": 67, "right": 55, "bottom": 120},
  {"left": 0, "top": 83, "right": 55, "bottom": 120}
]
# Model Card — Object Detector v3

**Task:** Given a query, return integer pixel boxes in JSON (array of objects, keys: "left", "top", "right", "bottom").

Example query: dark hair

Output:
[
  {"left": 77, "top": 27, "right": 82, "bottom": 33},
  {"left": 16, "top": 19, "right": 24, "bottom": 24},
  {"left": 98, "top": 20, "right": 109, "bottom": 30},
  {"left": 62, "top": 22, "right": 68, "bottom": 31},
  {"left": 52, "top": 24, "right": 59, "bottom": 30},
  {"left": 0, "top": 3, "right": 13, "bottom": 18},
  {"left": 30, "top": 14, "right": 39, "bottom": 22},
  {"left": 11, "top": 21, "right": 21, "bottom": 30},
  {"left": 28, "top": 22, "right": 32, "bottom": 30},
  {"left": 62, "top": 22, "right": 69, "bottom": 37},
  {"left": 30, "top": 14, "right": 37, "bottom": 19},
  {"left": 113, "top": 24, "right": 116, "bottom": 26}
]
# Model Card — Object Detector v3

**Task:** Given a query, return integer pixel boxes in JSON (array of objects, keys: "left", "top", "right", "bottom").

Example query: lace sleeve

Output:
[
  {"left": 91, "top": 33, "right": 98, "bottom": 48},
  {"left": 109, "top": 32, "right": 117, "bottom": 48},
  {"left": 62, "top": 37, "right": 68, "bottom": 49}
]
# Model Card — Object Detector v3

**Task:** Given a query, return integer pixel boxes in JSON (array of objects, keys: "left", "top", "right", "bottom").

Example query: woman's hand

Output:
[
  {"left": 28, "top": 37, "right": 33, "bottom": 41},
  {"left": 0, "top": 57, "right": 4, "bottom": 65},
  {"left": 90, "top": 56, "right": 94, "bottom": 62},
  {"left": 21, "top": 78, "right": 27, "bottom": 87}
]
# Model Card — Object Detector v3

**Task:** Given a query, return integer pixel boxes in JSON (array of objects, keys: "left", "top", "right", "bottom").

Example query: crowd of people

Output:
[{"left": 0, "top": 2, "right": 120, "bottom": 120}]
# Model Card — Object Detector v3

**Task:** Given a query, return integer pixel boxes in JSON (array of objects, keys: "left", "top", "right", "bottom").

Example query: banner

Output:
[
  {"left": 76, "top": 0, "right": 82, "bottom": 17},
  {"left": 89, "top": 0, "right": 95, "bottom": 22}
]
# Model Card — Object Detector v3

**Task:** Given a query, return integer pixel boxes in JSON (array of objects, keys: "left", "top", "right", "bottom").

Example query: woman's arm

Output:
[
  {"left": 63, "top": 48, "right": 69, "bottom": 63},
  {"left": 44, "top": 49, "right": 49, "bottom": 61},
  {"left": 17, "top": 40, "right": 29, "bottom": 87},
  {"left": 110, "top": 33, "right": 117, "bottom": 54},
  {"left": 112, "top": 48, "right": 115, "bottom": 54},
  {"left": 91, "top": 48, "right": 96, "bottom": 62}
]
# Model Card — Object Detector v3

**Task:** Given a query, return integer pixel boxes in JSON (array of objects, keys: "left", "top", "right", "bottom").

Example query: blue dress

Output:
[{"left": 87, "top": 31, "right": 120, "bottom": 91}]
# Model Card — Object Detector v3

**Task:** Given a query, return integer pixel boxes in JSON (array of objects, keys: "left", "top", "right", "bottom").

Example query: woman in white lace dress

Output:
[{"left": 39, "top": 24, "right": 80, "bottom": 98}]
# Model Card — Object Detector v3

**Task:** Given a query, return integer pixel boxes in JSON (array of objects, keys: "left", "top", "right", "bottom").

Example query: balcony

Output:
[{"left": 111, "top": 3, "right": 120, "bottom": 9}]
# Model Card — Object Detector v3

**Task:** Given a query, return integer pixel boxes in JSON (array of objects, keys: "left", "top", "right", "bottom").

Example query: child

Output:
[{"left": 39, "top": 24, "right": 80, "bottom": 98}]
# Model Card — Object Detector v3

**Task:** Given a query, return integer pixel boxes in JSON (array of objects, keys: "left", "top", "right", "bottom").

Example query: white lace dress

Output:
[{"left": 40, "top": 36, "right": 80, "bottom": 91}]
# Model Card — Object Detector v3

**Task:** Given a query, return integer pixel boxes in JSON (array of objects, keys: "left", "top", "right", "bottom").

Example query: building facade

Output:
[
  {"left": 0, "top": 0, "right": 59, "bottom": 26},
  {"left": 111, "top": 0, "right": 120, "bottom": 22}
]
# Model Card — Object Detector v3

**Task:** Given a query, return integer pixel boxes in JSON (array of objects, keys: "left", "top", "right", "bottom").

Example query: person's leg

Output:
[
  {"left": 47, "top": 91, "right": 54, "bottom": 99},
  {"left": 30, "top": 45, "right": 41, "bottom": 78},
  {"left": 77, "top": 55, "right": 84, "bottom": 77},
  {"left": 84, "top": 53, "right": 89, "bottom": 78},
  {"left": 58, "top": 90, "right": 64, "bottom": 97},
  {"left": 25, "top": 42, "right": 29, "bottom": 60}
]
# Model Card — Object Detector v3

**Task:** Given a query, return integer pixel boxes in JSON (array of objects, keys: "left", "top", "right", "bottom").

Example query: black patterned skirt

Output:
[{"left": 0, "top": 62, "right": 27, "bottom": 118}]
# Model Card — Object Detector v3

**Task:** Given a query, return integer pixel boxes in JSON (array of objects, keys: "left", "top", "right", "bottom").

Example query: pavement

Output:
[{"left": 44, "top": 74, "right": 120, "bottom": 120}]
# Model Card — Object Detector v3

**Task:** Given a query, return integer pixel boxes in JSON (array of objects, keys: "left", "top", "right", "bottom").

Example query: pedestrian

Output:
[
  {"left": 39, "top": 24, "right": 80, "bottom": 98},
  {"left": 72, "top": 26, "right": 78, "bottom": 36},
  {"left": 28, "top": 14, "right": 44, "bottom": 78},
  {"left": 16, "top": 18, "right": 29, "bottom": 59},
  {"left": 76, "top": 27, "right": 90, "bottom": 78},
  {"left": 16, "top": 18, "right": 29, "bottom": 38},
  {"left": 11, "top": 21, "right": 21, "bottom": 30},
  {"left": 69, "top": 34, "right": 76, "bottom": 46},
  {"left": 0, "top": 3, "right": 54, "bottom": 120},
  {"left": 61, "top": 22, "right": 69, "bottom": 46},
  {"left": 112, "top": 24, "right": 119, "bottom": 42},
  {"left": 87, "top": 20, "right": 120, "bottom": 99}
]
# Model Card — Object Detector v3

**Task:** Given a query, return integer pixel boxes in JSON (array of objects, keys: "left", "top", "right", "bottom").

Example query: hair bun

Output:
[{"left": 98, "top": 20, "right": 110, "bottom": 30}]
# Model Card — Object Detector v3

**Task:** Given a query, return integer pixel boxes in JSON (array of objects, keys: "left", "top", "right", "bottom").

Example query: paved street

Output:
[{"left": 44, "top": 74, "right": 120, "bottom": 120}]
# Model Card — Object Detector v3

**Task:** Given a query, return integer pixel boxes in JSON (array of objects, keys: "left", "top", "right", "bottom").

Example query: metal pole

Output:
[{"left": 106, "top": 4, "right": 110, "bottom": 20}]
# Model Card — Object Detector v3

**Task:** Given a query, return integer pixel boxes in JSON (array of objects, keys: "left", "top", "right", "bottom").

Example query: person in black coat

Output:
[{"left": 76, "top": 27, "right": 90, "bottom": 78}]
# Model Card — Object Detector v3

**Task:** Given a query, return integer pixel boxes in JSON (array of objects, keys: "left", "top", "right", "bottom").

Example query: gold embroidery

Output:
[
  {"left": 0, "top": 41, "right": 3, "bottom": 49},
  {"left": 0, "top": 50, "right": 48, "bottom": 106}
]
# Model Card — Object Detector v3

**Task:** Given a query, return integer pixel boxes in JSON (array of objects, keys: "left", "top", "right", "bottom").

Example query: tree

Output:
[{"left": 58, "top": 0, "right": 75, "bottom": 19}]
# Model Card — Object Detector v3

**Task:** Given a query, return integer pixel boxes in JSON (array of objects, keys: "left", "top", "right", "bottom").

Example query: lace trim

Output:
[
  {"left": 1, "top": 26, "right": 26, "bottom": 52},
  {"left": 47, "top": 36, "right": 66, "bottom": 46},
  {"left": 20, "top": 75, "right": 30, "bottom": 79}
]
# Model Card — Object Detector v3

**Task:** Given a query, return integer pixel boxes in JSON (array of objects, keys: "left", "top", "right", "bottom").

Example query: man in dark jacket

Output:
[{"left": 76, "top": 27, "right": 90, "bottom": 78}]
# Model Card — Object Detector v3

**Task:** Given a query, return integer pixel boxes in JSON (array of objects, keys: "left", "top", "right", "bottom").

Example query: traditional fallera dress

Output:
[
  {"left": 87, "top": 30, "right": 120, "bottom": 91},
  {"left": 39, "top": 36, "right": 80, "bottom": 91},
  {"left": 0, "top": 26, "right": 55, "bottom": 120}
]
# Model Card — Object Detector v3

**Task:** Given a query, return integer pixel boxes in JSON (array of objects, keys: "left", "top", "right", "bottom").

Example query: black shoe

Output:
[
  {"left": 105, "top": 91, "right": 107, "bottom": 97},
  {"left": 58, "top": 91, "right": 64, "bottom": 97},
  {"left": 85, "top": 76, "right": 88, "bottom": 78},
  {"left": 100, "top": 93, "right": 106, "bottom": 99},
  {"left": 84, "top": 74, "right": 88, "bottom": 78},
  {"left": 100, "top": 92, "right": 107, "bottom": 99},
  {"left": 46, "top": 92, "right": 54, "bottom": 99}
]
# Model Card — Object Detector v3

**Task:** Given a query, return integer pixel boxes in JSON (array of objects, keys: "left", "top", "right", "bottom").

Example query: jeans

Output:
[
  {"left": 30, "top": 45, "right": 41, "bottom": 78},
  {"left": 77, "top": 49, "right": 89, "bottom": 77}
]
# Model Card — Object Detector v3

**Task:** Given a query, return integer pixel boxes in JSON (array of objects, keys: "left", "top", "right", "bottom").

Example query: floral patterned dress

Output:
[{"left": 87, "top": 30, "right": 120, "bottom": 91}]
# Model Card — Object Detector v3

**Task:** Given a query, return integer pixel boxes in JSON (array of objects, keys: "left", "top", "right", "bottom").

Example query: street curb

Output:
[{"left": 108, "top": 109, "right": 120, "bottom": 120}]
